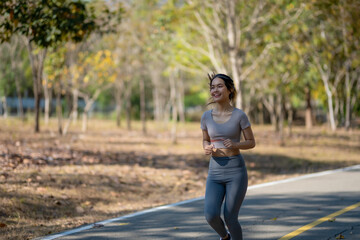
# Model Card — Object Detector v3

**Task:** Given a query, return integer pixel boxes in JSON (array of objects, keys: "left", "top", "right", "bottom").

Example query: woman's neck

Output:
[{"left": 214, "top": 102, "right": 233, "bottom": 113}]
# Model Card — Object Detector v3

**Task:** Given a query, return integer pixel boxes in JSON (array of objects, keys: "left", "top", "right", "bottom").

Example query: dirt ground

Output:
[{"left": 0, "top": 118, "right": 359, "bottom": 240}]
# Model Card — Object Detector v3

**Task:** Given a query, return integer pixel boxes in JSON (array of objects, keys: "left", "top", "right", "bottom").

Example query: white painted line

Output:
[
  {"left": 248, "top": 164, "right": 360, "bottom": 190},
  {"left": 35, "top": 164, "right": 360, "bottom": 240}
]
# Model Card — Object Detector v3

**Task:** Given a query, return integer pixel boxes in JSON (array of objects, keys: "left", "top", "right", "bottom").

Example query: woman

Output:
[{"left": 201, "top": 73, "right": 255, "bottom": 240}]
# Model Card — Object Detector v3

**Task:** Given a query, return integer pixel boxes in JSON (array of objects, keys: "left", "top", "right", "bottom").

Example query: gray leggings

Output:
[{"left": 204, "top": 154, "right": 248, "bottom": 240}]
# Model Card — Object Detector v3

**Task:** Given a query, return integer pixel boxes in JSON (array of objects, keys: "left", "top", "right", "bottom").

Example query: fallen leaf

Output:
[
  {"left": 0, "top": 222, "right": 7, "bottom": 228},
  {"left": 271, "top": 217, "right": 277, "bottom": 221},
  {"left": 336, "top": 234, "right": 345, "bottom": 239}
]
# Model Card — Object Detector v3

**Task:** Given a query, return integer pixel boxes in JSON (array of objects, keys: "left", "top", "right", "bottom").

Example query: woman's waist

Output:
[
  {"left": 212, "top": 148, "right": 240, "bottom": 157},
  {"left": 209, "top": 154, "right": 245, "bottom": 169}
]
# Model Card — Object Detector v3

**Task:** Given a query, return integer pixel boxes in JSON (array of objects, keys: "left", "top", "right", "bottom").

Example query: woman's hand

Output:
[
  {"left": 204, "top": 144, "right": 214, "bottom": 155},
  {"left": 223, "top": 139, "right": 238, "bottom": 148}
]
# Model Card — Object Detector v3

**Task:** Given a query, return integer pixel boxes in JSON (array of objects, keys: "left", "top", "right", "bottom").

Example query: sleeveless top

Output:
[{"left": 200, "top": 108, "right": 251, "bottom": 149}]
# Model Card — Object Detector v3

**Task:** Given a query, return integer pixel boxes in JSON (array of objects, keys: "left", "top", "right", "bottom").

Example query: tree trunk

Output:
[
  {"left": 314, "top": 57, "right": 336, "bottom": 131},
  {"left": 275, "top": 93, "right": 283, "bottom": 139},
  {"left": 62, "top": 89, "right": 78, "bottom": 136},
  {"left": 15, "top": 76, "right": 24, "bottom": 121},
  {"left": 177, "top": 75, "right": 185, "bottom": 123},
  {"left": 72, "top": 88, "right": 78, "bottom": 123},
  {"left": 43, "top": 74, "right": 50, "bottom": 125},
  {"left": 257, "top": 102, "right": 264, "bottom": 125},
  {"left": 11, "top": 58, "right": 25, "bottom": 121},
  {"left": 25, "top": 39, "right": 47, "bottom": 133},
  {"left": 56, "top": 87, "right": 63, "bottom": 135},
  {"left": 124, "top": 84, "right": 132, "bottom": 131},
  {"left": 226, "top": 0, "right": 242, "bottom": 109},
  {"left": 345, "top": 67, "right": 351, "bottom": 130},
  {"left": 139, "top": 76, "right": 146, "bottom": 134},
  {"left": 285, "top": 100, "right": 293, "bottom": 137},
  {"left": 169, "top": 70, "right": 177, "bottom": 144},
  {"left": 341, "top": 6, "right": 351, "bottom": 131},
  {"left": 82, "top": 110, "right": 88, "bottom": 132},
  {"left": 115, "top": 81, "right": 123, "bottom": 127},
  {"left": 150, "top": 68, "right": 164, "bottom": 122},
  {"left": 305, "top": 85, "right": 312, "bottom": 129},
  {"left": 81, "top": 96, "right": 94, "bottom": 133},
  {"left": 1, "top": 97, "right": 7, "bottom": 118},
  {"left": 325, "top": 82, "right": 336, "bottom": 131},
  {"left": 263, "top": 95, "right": 277, "bottom": 129}
]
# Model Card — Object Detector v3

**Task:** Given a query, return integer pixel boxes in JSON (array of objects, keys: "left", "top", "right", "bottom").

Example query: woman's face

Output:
[{"left": 210, "top": 77, "right": 231, "bottom": 103}]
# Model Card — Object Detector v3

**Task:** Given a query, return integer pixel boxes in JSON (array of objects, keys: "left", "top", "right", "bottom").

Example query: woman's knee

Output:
[
  {"left": 224, "top": 213, "right": 239, "bottom": 228},
  {"left": 205, "top": 210, "right": 221, "bottom": 225}
]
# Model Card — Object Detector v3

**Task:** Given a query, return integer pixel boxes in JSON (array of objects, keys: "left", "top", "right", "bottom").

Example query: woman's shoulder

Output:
[
  {"left": 232, "top": 107, "right": 246, "bottom": 115},
  {"left": 201, "top": 109, "right": 212, "bottom": 118}
]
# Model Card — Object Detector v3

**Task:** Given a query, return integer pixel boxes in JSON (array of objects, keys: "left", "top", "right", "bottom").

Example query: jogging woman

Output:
[{"left": 201, "top": 73, "right": 256, "bottom": 240}]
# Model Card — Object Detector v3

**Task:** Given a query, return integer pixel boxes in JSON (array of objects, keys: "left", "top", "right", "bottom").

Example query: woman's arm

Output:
[
  {"left": 223, "top": 126, "right": 256, "bottom": 150},
  {"left": 202, "top": 130, "right": 214, "bottom": 155}
]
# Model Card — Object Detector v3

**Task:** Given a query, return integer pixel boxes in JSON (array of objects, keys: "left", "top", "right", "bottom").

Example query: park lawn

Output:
[{"left": 0, "top": 118, "right": 359, "bottom": 240}]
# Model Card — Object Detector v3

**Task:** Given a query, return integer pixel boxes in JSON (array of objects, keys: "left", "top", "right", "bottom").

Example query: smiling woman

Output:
[{"left": 200, "top": 73, "right": 255, "bottom": 240}]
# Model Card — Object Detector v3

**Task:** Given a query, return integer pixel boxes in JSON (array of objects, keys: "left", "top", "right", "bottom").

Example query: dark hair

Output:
[{"left": 207, "top": 72, "right": 237, "bottom": 105}]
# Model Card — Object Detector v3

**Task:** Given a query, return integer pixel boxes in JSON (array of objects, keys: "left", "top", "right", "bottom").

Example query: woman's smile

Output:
[{"left": 210, "top": 78, "right": 230, "bottom": 102}]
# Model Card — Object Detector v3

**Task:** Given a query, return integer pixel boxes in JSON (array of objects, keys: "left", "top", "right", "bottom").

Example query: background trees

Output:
[{"left": 0, "top": 0, "right": 359, "bottom": 135}]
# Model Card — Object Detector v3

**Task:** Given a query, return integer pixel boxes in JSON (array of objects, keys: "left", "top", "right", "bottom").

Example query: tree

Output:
[{"left": 0, "top": 0, "right": 103, "bottom": 132}]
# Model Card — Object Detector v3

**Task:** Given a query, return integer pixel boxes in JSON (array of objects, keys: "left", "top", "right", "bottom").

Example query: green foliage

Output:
[
  {"left": 0, "top": 0, "right": 97, "bottom": 47},
  {"left": 184, "top": 86, "right": 208, "bottom": 107}
]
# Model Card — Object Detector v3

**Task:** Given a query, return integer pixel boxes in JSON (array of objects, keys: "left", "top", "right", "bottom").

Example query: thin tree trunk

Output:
[
  {"left": 177, "top": 75, "right": 185, "bottom": 123},
  {"left": 285, "top": 101, "right": 293, "bottom": 137},
  {"left": 263, "top": 95, "right": 277, "bottom": 130},
  {"left": 115, "top": 81, "right": 123, "bottom": 127},
  {"left": 169, "top": 70, "right": 177, "bottom": 144},
  {"left": 124, "top": 85, "right": 132, "bottom": 131},
  {"left": 339, "top": 99, "right": 345, "bottom": 127},
  {"left": 150, "top": 68, "right": 163, "bottom": 122},
  {"left": 345, "top": 66, "right": 351, "bottom": 130},
  {"left": 325, "top": 82, "right": 336, "bottom": 131},
  {"left": 43, "top": 74, "right": 50, "bottom": 125},
  {"left": 341, "top": 6, "right": 351, "bottom": 131},
  {"left": 56, "top": 87, "right": 63, "bottom": 135},
  {"left": 275, "top": 93, "right": 283, "bottom": 138},
  {"left": 1, "top": 97, "right": 7, "bottom": 118},
  {"left": 15, "top": 79, "right": 24, "bottom": 121},
  {"left": 257, "top": 102, "right": 264, "bottom": 125},
  {"left": 82, "top": 96, "right": 93, "bottom": 133},
  {"left": 314, "top": 57, "right": 336, "bottom": 131},
  {"left": 25, "top": 39, "right": 47, "bottom": 133},
  {"left": 226, "top": 0, "right": 242, "bottom": 109},
  {"left": 72, "top": 89, "right": 78, "bottom": 123},
  {"left": 82, "top": 110, "right": 88, "bottom": 132},
  {"left": 139, "top": 76, "right": 146, "bottom": 134},
  {"left": 305, "top": 85, "right": 312, "bottom": 129}
]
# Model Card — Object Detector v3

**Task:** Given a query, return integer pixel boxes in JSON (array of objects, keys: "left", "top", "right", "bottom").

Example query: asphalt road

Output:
[{"left": 36, "top": 165, "right": 360, "bottom": 240}]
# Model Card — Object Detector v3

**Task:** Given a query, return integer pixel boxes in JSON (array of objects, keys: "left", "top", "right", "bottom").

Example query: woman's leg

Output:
[
  {"left": 204, "top": 177, "right": 228, "bottom": 238},
  {"left": 223, "top": 168, "right": 248, "bottom": 240}
]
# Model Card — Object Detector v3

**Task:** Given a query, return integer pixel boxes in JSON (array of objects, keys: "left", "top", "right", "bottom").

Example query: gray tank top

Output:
[{"left": 200, "top": 108, "right": 251, "bottom": 149}]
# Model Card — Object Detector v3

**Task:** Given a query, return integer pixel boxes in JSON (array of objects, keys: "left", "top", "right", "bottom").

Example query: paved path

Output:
[{"left": 37, "top": 165, "right": 360, "bottom": 240}]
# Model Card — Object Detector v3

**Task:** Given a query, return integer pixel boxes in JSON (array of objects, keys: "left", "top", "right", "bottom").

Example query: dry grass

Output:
[{"left": 0, "top": 117, "right": 359, "bottom": 240}]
